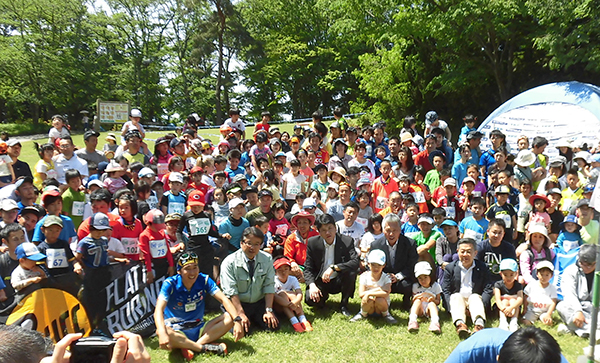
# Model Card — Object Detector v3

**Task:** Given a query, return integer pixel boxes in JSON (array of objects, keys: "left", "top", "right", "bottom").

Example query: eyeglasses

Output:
[
  {"left": 242, "top": 241, "right": 262, "bottom": 248},
  {"left": 581, "top": 261, "right": 596, "bottom": 268}
]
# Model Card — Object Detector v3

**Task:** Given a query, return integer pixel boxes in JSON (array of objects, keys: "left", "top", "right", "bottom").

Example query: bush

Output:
[{"left": 0, "top": 123, "right": 50, "bottom": 136}]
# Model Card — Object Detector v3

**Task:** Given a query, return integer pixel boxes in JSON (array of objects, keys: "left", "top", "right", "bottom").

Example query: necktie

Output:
[{"left": 248, "top": 259, "right": 255, "bottom": 278}]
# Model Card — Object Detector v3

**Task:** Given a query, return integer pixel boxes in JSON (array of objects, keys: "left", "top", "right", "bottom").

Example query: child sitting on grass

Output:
[
  {"left": 350, "top": 249, "right": 398, "bottom": 324},
  {"left": 273, "top": 257, "right": 312, "bottom": 332},
  {"left": 408, "top": 261, "right": 441, "bottom": 334},
  {"left": 494, "top": 258, "right": 523, "bottom": 332},
  {"left": 522, "top": 260, "right": 558, "bottom": 327},
  {"left": 556, "top": 214, "right": 584, "bottom": 252}
]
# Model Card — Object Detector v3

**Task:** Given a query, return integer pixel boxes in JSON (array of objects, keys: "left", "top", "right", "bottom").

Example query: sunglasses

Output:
[{"left": 178, "top": 252, "right": 198, "bottom": 267}]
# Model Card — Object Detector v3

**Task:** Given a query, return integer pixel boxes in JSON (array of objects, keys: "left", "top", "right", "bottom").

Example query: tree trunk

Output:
[{"left": 215, "top": 1, "right": 226, "bottom": 124}]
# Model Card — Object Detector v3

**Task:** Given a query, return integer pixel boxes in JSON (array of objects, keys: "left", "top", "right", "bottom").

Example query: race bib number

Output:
[
  {"left": 444, "top": 206, "right": 456, "bottom": 219},
  {"left": 72, "top": 201, "right": 85, "bottom": 216},
  {"left": 169, "top": 202, "right": 185, "bottom": 216},
  {"left": 189, "top": 218, "right": 211, "bottom": 236},
  {"left": 376, "top": 196, "right": 388, "bottom": 210},
  {"left": 185, "top": 302, "right": 196, "bottom": 312},
  {"left": 150, "top": 239, "right": 167, "bottom": 258},
  {"left": 463, "top": 229, "right": 483, "bottom": 243},
  {"left": 412, "top": 192, "right": 426, "bottom": 204},
  {"left": 147, "top": 195, "right": 159, "bottom": 209},
  {"left": 121, "top": 237, "right": 139, "bottom": 255},
  {"left": 498, "top": 213, "right": 512, "bottom": 228},
  {"left": 563, "top": 240, "right": 579, "bottom": 252},
  {"left": 46, "top": 249, "right": 68, "bottom": 269},
  {"left": 157, "top": 163, "right": 169, "bottom": 176},
  {"left": 472, "top": 191, "right": 482, "bottom": 197},
  {"left": 287, "top": 184, "right": 301, "bottom": 197}
]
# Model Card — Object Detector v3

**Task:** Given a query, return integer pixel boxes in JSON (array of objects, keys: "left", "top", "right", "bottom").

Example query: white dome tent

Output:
[{"left": 477, "top": 81, "right": 600, "bottom": 157}]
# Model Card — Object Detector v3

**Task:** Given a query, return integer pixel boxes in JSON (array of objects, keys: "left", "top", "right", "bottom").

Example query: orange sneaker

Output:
[
  {"left": 292, "top": 322, "right": 305, "bottom": 332},
  {"left": 302, "top": 320, "right": 313, "bottom": 331},
  {"left": 181, "top": 348, "right": 194, "bottom": 361}
]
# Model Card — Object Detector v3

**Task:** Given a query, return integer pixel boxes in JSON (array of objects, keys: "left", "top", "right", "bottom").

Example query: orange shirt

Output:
[
  {"left": 284, "top": 229, "right": 319, "bottom": 266},
  {"left": 371, "top": 176, "right": 399, "bottom": 213}
]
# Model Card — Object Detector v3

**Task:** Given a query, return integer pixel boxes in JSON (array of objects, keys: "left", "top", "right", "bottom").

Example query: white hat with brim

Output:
[
  {"left": 414, "top": 261, "right": 432, "bottom": 277},
  {"left": 514, "top": 150, "right": 536, "bottom": 167}
]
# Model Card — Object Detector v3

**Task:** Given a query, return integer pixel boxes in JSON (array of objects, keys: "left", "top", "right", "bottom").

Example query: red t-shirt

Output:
[
  {"left": 269, "top": 218, "right": 291, "bottom": 237},
  {"left": 372, "top": 176, "right": 399, "bottom": 213},
  {"left": 112, "top": 218, "right": 145, "bottom": 260},
  {"left": 414, "top": 150, "right": 433, "bottom": 172},
  {"left": 77, "top": 213, "right": 121, "bottom": 241},
  {"left": 255, "top": 123, "right": 270, "bottom": 133},
  {"left": 139, "top": 228, "right": 174, "bottom": 273},
  {"left": 314, "top": 148, "right": 329, "bottom": 165}
]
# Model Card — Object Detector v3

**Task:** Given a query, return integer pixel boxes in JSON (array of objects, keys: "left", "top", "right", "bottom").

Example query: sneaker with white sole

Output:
[{"left": 202, "top": 343, "right": 227, "bottom": 356}]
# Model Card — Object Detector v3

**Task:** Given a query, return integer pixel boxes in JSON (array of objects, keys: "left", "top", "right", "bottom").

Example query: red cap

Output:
[
  {"left": 188, "top": 190, "right": 205, "bottom": 206},
  {"left": 190, "top": 166, "right": 204, "bottom": 174},
  {"left": 143, "top": 209, "right": 166, "bottom": 230},
  {"left": 41, "top": 187, "right": 61, "bottom": 206},
  {"left": 273, "top": 257, "right": 291, "bottom": 270}
]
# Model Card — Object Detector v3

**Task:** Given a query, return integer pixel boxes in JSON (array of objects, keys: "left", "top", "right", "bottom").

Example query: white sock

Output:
[
  {"left": 499, "top": 313, "right": 508, "bottom": 324},
  {"left": 382, "top": 310, "right": 389, "bottom": 316},
  {"left": 360, "top": 309, "right": 368, "bottom": 317},
  {"left": 409, "top": 313, "right": 418, "bottom": 322},
  {"left": 431, "top": 316, "right": 439, "bottom": 324},
  {"left": 298, "top": 315, "right": 307, "bottom": 323},
  {"left": 290, "top": 316, "right": 299, "bottom": 325}
]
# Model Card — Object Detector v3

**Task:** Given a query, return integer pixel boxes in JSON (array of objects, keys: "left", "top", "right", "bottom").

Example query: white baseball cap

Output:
[
  {"left": 367, "top": 249, "right": 386, "bottom": 265},
  {"left": 130, "top": 108, "right": 142, "bottom": 118},
  {"left": 169, "top": 172, "right": 184, "bottom": 184},
  {"left": 414, "top": 261, "right": 432, "bottom": 277},
  {"left": 228, "top": 198, "right": 245, "bottom": 210}
]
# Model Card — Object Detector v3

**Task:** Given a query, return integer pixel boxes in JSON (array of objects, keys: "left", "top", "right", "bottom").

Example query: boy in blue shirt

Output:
[
  {"left": 161, "top": 172, "right": 187, "bottom": 216},
  {"left": 458, "top": 114, "right": 477, "bottom": 144},
  {"left": 225, "top": 149, "right": 246, "bottom": 182},
  {"left": 459, "top": 197, "right": 489, "bottom": 244}
]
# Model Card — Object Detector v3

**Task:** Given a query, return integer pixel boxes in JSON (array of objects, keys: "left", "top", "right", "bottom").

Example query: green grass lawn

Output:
[
  {"left": 13, "top": 124, "right": 588, "bottom": 361},
  {"left": 143, "top": 293, "right": 587, "bottom": 363}
]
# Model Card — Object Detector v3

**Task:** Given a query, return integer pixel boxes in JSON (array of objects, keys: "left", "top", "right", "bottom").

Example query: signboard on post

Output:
[{"left": 97, "top": 99, "right": 129, "bottom": 124}]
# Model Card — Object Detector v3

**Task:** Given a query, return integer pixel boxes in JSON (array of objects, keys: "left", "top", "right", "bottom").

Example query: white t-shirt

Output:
[
  {"left": 223, "top": 118, "right": 246, "bottom": 132},
  {"left": 359, "top": 271, "right": 392, "bottom": 303},
  {"left": 121, "top": 121, "right": 146, "bottom": 135},
  {"left": 108, "top": 237, "right": 126, "bottom": 254},
  {"left": 52, "top": 154, "right": 89, "bottom": 184},
  {"left": 274, "top": 275, "right": 300, "bottom": 294},
  {"left": 282, "top": 172, "right": 306, "bottom": 199},
  {"left": 0, "top": 154, "right": 12, "bottom": 177},
  {"left": 48, "top": 127, "right": 70, "bottom": 142},
  {"left": 348, "top": 158, "right": 376, "bottom": 181},
  {"left": 336, "top": 220, "right": 365, "bottom": 251},
  {"left": 412, "top": 281, "right": 443, "bottom": 299},
  {"left": 524, "top": 282, "right": 557, "bottom": 314},
  {"left": 360, "top": 232, "right": 384, "bottom": 251}
]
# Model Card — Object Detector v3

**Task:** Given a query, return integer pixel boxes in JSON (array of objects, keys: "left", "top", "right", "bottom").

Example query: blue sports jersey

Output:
[
  {"left": 459, "top": 216, "right": 489, "bottom": 244},
  {"left": 225, "top": 166, "right": 246, "bottom": 181},
  {"left": 161, "top": 191, "right": 187, "bottom": 216},
  {"left": 33, "top": 215, "right": 77, "bottom": 243},
  {"left": 76, "top": 236, "right": 109, "bottom": 268},
  {"left": 401, "top": 221, "right": 420, "bottom": 235},
  {"left": 158, "top": 273, "right": 219, "bottom": 326}
]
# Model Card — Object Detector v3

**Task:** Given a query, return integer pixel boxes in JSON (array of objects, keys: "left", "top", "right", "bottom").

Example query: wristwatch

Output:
[
  {"left": 265, "top": 307, "right": 274, "bottom": 313},
  {"left": 233, "top": 316, "right": 242, "bottom": 322},
  {"left": 330, "top": 264, "right": 339, "bottom": 272}
]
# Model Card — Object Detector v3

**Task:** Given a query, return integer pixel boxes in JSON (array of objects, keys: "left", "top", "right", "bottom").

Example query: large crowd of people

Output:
[{"left": 0, "top": 107, "right": 592, "bottom": 360}]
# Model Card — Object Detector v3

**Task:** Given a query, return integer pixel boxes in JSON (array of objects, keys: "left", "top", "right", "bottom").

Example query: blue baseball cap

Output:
[
  {"left": 560, "top": 214, "right": 582, "bottom": 231},
  {"left": 499, "top": 258, "right": 518, "bottom": 272},
  {"left": 91, "top": 212, "right": 111, "bottom": 230},
  {"left": 16, "top": 242, "right": 46, "bottom": 261},
  {"left": 440, "top": 219, "right": 458, "bottom": 228}
]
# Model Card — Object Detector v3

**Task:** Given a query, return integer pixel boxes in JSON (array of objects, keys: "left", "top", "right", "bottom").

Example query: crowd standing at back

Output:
[{"left": 0, "top": 108, "right": 591, "bottom": 359}]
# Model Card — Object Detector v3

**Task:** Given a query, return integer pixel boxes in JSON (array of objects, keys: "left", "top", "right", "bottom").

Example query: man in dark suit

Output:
[
  {"left": 370, "top": 213, "right": 419, "bottom": 304},
  {"left": 304, "top": 214, "right": 359, "bottom": 316},
  {"left": 442, "top": 238, "right": 493, "bottom": 339}
]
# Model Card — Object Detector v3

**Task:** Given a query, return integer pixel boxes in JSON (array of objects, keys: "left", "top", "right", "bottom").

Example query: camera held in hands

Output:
[{"left": 70, "top": 336, "right": 117, "bottom": 363}]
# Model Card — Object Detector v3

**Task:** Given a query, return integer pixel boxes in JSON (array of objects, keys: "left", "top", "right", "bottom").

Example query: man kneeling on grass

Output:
[{"left": 154, "top": 252, "right": 243, "bottom": 361}]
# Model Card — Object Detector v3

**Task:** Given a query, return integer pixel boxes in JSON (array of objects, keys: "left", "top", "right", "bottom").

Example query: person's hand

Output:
[
  {"left": 146, "top": 271, "right": 154, "bottom": 284},
  {"left": 239, "top": 312, "right": 250, "bottom": 333},
  {"left": 263, "top": 310, "right": 278, "bottom": 329},
  {"left": 441, "top": 262, "right": 448, "bottom": 270},
  {"left": 158, "top": 330, "right": 171, "bottom": 351},
  {"left": 540, "top": 312, "right": 553, "bottom": 325},
  {"left": 0, "top": 245, "right": 8, "bottom": 253},
  {"left": 504, "top": 308, "right": 514, "bottom": 318},
  {"left": 574, "top": 311, "right": 586, "bottom": 328},
  {"left": 389, "top": 273, "right": 398, "bottom": 284},
  {"left": 111, "top": 331, "right": 151, "bottom": 363},
  {"left": 232, "top": 318, "right": 245, "bottom": 341},
  {"left": 309, "top": 283, "right": 322, "bottom": 303},
  {"left": 322, "top": 267, "right": 334, "bottom": 283},
  {"left": 222, "top": 233, "right": 232, "bottom": 240},
  {"left": 416, "top": 245, "right": 428, "bottom": 255},
  {"left": 73, "top": 264, "right": 83, "bottom": 275},
  {"left": 290, "top": 262, "right": 301, "bottom": 275},
  {"left": 32, "top": 276, "right": 43, "bottom": 284},
  {"left": 288, "top": 301, "right": 296, "bottom": 309},
  {"left": 40, "top": 333, "right": 82, "bottom": 363}
]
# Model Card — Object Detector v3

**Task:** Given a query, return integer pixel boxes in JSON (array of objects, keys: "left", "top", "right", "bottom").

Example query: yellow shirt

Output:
[{"left": 33, "top": 159, "right": 57, "bottom": 189}]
